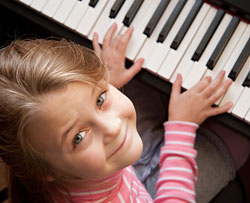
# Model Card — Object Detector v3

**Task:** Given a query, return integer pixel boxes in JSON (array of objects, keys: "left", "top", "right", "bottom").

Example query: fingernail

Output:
[
  {"left": 176, "top": 73, "right": 181, "bottom": 81},
  {"left": 128, "top": 26, "right": 133, "bottom": 31},
  {"left": 229, "top": 101, "right": 233, "bottom": 107},
  {"left": 220, "top": 70, "right": 226, "bottom": 75},
  {"left": 205, "top": 76, "right": 212, "bottom": 82},
  {"left": 227, "top": 78, "right": 233, "bottom": 85}
]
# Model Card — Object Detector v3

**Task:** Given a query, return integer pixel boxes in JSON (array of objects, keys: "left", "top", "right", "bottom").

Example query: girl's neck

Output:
[
  {"left": 63, "top": 168, "right": 124, "bottom": 192},
  {"left": 55, "top": 168, "right": 126, "bottom": 203}
]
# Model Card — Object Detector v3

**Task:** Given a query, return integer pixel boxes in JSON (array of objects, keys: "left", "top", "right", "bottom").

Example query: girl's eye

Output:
[
  {"left": 74, "top": 131, "right": 86, "bottom": 146},
  {"left": 97, "top": 92, "right": 106, "bottom": 108}
]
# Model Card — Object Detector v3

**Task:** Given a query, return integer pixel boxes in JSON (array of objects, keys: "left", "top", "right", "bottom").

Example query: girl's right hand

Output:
[
  {"left": 92, "top": 23, "right": 144, "bottom": 88},
  {"left": 168, "top": 70, "right": 233, "bottom": 125}
]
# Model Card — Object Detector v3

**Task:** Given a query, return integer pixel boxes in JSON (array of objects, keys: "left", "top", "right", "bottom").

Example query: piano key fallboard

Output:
[{"left": 1, "top": 0, "right": 250, "bottom": 138}]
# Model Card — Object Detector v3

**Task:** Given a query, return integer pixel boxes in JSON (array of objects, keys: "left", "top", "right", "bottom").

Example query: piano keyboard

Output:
[{"left": 5, "top": 0, "right": 250, "bottom": 133}]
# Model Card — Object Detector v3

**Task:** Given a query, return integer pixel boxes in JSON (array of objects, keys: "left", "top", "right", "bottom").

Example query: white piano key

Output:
[
  {"left": 89, "top": 0, "right": 135, "bottom": 44},
  {"left": 19, "top": 0, "right": 33, "bottom": 5},
  {"left": 53, "top": 0, "right": 77, "bottom": 24},
  {"left": 132, "top": 0, "right": 160, "bottom": 32},
  {"left": 135, "top": 38, "right": 157, "bottom": 68},
  {"left": 42, "top": 0, "right": 63, "bottom": 18},
  {"left": 88, "top": 0, "right": 143, "bottom": 53},
  {"left": 88, "top": 0, "right": 117, "bottom": 43},
  {"left": 219, "top": 56, "right": 250, "bottom": 112},
  {"left": 158, "top": 49, "right": 180, "bottom": 79},
  {"left": 120, "top": 27, "right": 147, "bottom": 61},
  {"left": 147, "top": 0, "right": 196, "bottom": 74},
  {"left": 76, "top": 0, "right": 108, "bottom": 37},
  {"left": 64, "top": 0, "right": 89, "bottom": 30},
  {"left": 120, "top": 0, "right": 161, "bottom": 61},
  {"left": 170, "top": 7, "right": 218, "bottom": 83},
  {"left": 102, "top": 0, "right": 136, "bottom": 35},
  {"left": 146, "top": 43, "right": 168, "bottom": 73},
  {"left": 158, "top": 3, "right": 210, "bottom": 80},
  {"left": 232, "top": 87, "right": 250, "bottom": 119},
  {"left": 183, "top": 13, "right": 233, "bottom": 89},
  {"left": 30, "top": 0, "right": 47, "bottom": 11},
  {"left": 183, "top": 62, "right": 208, "bottom": 89},
  {"left": 90, "top": 18, "right": 123, "bottom": 44},
  {"left": 136, "top": 0, "right": 179, "bottom": 69},
  {"left": 244, "top": 104, "right": 250, "bottom": 124},
  {"left": 171, "top": 57, "right": 194, "bottom": 85},
  {"left": 112, "top": 0, "right": 135, "bottom": 23}
]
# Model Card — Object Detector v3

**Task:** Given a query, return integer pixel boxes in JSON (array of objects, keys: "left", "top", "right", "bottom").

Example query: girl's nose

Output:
[{"left": 101, "top": 116, "right": 122, "bottom": 144}]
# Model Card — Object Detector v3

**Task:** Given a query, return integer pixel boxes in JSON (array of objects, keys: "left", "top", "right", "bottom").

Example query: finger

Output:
[
  {"left": 129, "top": 58, "right": 144, "bottom": 74},
  {"left": 203, "top": 70, "right": 226, "bottom": 97},
  {"left": 115, "top": 26, "right": 133, "bottom": 52},
  {"left": 170, "top": 73, "right": 182, "bottom": 100},
  {"left": 208, "top": 102, "right": 233, "bottom": 117},
  {"left": 122, "top": 58, "right": 143, "bottom": 84},
  {"left": 92, "top": 32, "right": 102, "bottom": 56},
  {"left": 102, "top": 23, "right": 117, "bottom": 49},
  {"left": 112, "top": 34, "right": 122, "bottom": 50},
  {"left": 190, "top": 76, "right": 212, "bottom": 93},
  {"left": 208, "top": 78, "right": 232, "bottom": 104}
]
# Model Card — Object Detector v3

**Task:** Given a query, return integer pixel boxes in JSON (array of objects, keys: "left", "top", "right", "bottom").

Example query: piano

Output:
[{"left": 0, "top": 0, "right": 249, "bottom": 139}]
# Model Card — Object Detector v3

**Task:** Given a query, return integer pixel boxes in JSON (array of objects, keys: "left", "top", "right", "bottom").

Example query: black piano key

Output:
[
  {"left": 109, "top": 0, "right": 126, "bottom": 18},
  {"left": 170, "top": 0, "right": 203, "bottom": 50},
  {"left": 228, "top": 37, "right": 250, "bottom": 81},
  {"left": 192, "top": 9, "right": 225, "bottom": 61},
  {"left": 157, "top": 0, "right": 187, "bottom": 43},
  {"left": 89, "top": 0, "right": 99, "bottom": 7},
  {"left": 123, "top": 0, "right": 144, "bottom": 27},
  {"left": 242, "top": 71, "right": 250, "bottom": 87},
  {"left": 143, "top": 0, "right": 170, "bottom": 37},
  {"left": 207, "top": 16, "right": 240, "bottom": 70}
]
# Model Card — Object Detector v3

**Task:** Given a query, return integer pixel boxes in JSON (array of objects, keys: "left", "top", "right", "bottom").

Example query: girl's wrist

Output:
[{"left": 164, "top": 120, "right": 199, "bottom": 128}]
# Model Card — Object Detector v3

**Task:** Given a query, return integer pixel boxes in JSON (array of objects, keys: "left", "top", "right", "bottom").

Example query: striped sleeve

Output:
[{"left": 155, "top": 121, "right": 198, "bottom": 203}]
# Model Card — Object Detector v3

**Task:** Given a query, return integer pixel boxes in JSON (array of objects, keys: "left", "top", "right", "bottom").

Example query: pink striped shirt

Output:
[{"left": 56, "top": 121, "right": 198, "bottom": 203}]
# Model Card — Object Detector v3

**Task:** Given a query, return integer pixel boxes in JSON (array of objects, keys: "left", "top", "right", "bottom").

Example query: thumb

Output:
[
  {"left": 92, "top": 32, "right": 102, "bottom": 56},
  {"left": 117, "top": 58, "right": 143, "bottom": 88},
  {"left": 125, "top": 58, "right": 143, "bottom": 80}
]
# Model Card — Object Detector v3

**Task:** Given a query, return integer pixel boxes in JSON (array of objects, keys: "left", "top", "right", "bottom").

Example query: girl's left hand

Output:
[
  {"left": 168, "top": 70, "right": 233, "bottom": 125},
  {"left": 92, "top": 23, "right": 144, "bottom": 88}
]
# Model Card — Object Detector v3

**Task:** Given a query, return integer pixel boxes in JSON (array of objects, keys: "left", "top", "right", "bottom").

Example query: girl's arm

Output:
[
  {"left": 155, "top": 121, "right": 198, "bottom": 203},
  {"left": 92, "top": 23, "right": 144, "bottom": 88},
  {"left": 155, "top": 72, "right": 232, "bottom": 203}
]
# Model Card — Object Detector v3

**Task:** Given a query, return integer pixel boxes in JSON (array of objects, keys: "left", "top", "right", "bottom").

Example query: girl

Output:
[{"left": 0, "top": 32, "right": 232, "bottom": 202}]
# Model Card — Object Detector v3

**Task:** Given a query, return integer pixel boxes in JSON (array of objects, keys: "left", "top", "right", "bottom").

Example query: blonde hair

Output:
[{"left": 0, "top": 38, "right": 108, "bottom": 202}]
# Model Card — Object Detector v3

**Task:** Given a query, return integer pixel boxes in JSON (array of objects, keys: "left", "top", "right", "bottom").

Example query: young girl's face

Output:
[{"left": 28, "top": 81, "right": 143, "bottom": 182}]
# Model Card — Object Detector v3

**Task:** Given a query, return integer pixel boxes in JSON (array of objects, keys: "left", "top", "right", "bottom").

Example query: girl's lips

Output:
[{"left": 107, "top": 126, "right": 128, "bottom": 160}]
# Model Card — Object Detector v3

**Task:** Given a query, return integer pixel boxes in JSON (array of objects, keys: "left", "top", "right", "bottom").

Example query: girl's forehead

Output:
[
  {"left": 33, "top": 80, "right": 110, "bottom": 131},
  {"left": 39, "top": 80, "right": 101, "bottom": 101}
]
